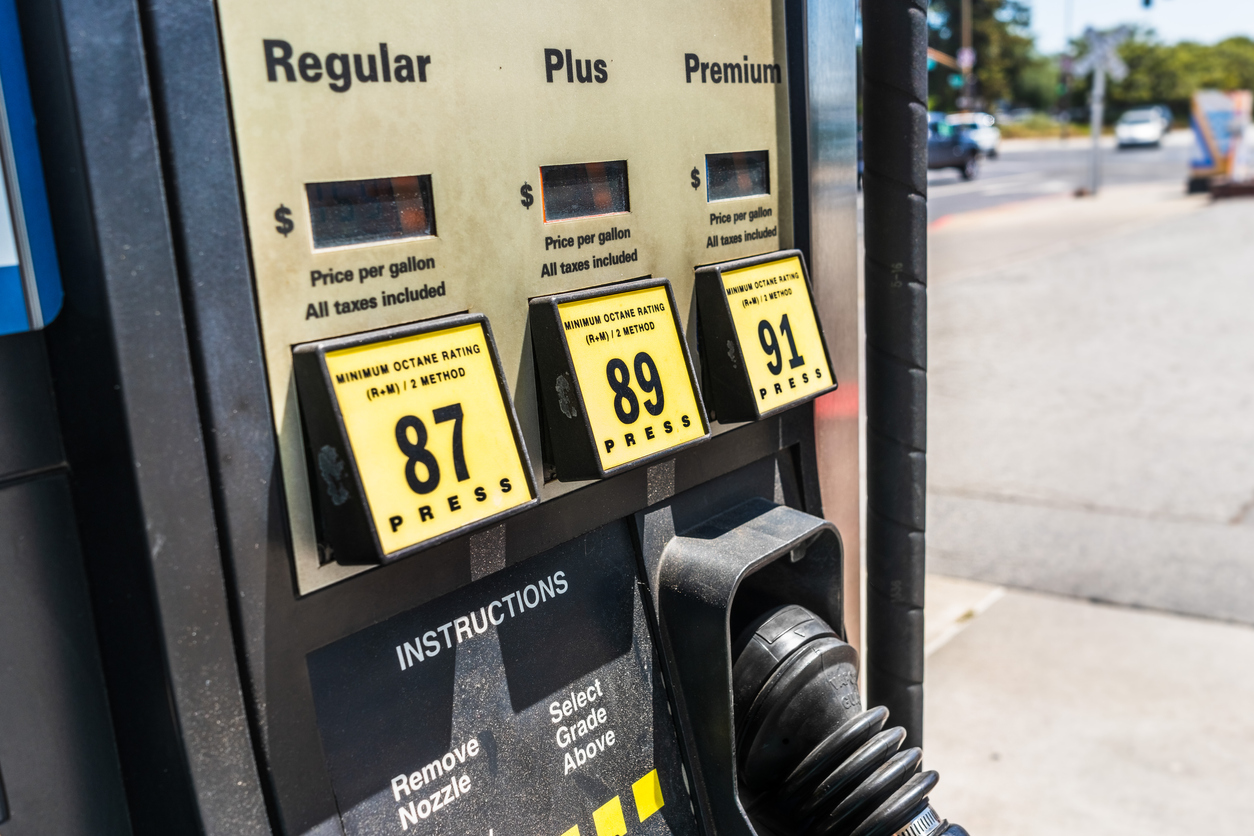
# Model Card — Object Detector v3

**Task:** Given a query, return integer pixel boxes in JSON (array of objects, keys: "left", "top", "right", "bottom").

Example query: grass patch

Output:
[{"left": 999, "top": 113, "right": 1088, "bottom": 138}]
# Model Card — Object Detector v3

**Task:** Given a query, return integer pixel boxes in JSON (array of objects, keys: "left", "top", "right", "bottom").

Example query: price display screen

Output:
[
  {"left": 306, "top": 174, "right": 436, "bottom": 250},
  {"left": 705, "top": 151, "right": 769, "bottom": 202},
  {"left": 321, "top": 319, "right": 533, "bottom": 555},
  {"left": 556, "top": 283, "right": 707, "bottom": 471},
  {"left": 541, "top": 160, "right": 630, "bottom": 221}
]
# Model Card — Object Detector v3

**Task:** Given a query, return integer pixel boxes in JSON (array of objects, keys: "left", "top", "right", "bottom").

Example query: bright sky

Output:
[{"left": 1030, "top": 0, "right": 1254, "bottom": 54}]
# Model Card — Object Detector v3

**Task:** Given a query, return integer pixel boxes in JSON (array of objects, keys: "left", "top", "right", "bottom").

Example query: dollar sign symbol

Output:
[
  {"left": 520, "top": 182, "right": 534, "bottom": 209},
  {"left": 274, "top": 204, "right": 294, "bottom": 237},
  {"left": 691, "top": 167, "right": 701, "bottom": 190}
]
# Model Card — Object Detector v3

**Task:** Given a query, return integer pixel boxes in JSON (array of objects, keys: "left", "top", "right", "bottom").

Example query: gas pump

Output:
[{"left": 2, "top": 0, "right": 967, "bottom": 834}]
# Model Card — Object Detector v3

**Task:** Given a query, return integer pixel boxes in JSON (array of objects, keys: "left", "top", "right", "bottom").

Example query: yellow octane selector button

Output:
[
  {"left": 529, "top": 279, "right": 710, "bottom": 481},
  {"left": 323, "top": 322, "right": 533, "bottom": 554},
  {"left": 694, "top": 250, "right": 837, "bottom": 422},
  {"left": 292, "top": 314, "right": 537, "bottom": 564},
  {"left": 593, "top": 796, "right": 628, "bottom": 836},
  {"left": 631, "top": 769, "right": 665, "bottom": 821}
]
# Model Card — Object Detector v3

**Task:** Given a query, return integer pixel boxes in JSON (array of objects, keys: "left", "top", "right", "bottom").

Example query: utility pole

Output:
[
  {"left": 958, "top": 0, "right": 975, "bottom": 109},
  {"left": 1074, "top": 26, "right": 1130, "bottom": 194},
  {"left": 1061, "top": 0, "right": 1073, "bottom": 138},
  {"left": 1089, "top": 59, "right": 1107, "bottom": 191}
]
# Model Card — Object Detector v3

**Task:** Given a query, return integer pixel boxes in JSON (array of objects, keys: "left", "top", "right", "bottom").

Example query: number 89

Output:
[{"left": 605, "top": 352, "right": 665, "bottom": 424}]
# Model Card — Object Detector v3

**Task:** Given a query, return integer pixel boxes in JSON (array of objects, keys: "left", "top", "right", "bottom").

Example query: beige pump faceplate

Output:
[{"left": 215, "top": 0, "right": 793, "bottom": 592}]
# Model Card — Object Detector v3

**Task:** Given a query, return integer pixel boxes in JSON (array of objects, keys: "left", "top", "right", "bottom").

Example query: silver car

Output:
[
  {"left": 946, "top": 112, "right": 1001, "bottom": 158},
  {"left": 1116, "top": 107, "right": 1169, "bottom": 148}
]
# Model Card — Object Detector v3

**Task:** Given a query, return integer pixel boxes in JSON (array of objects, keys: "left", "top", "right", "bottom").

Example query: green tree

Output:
[
  {"left": 928, "top": 0, "right": 1049, "bottom": 111},
  {"left": 1071, "top": 30, "right": 1254, "bottom": 122}
]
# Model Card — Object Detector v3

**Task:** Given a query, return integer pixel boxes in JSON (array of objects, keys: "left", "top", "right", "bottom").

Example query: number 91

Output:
[{"left": 758, "top": 314, "right": 804, "bottom": 375}]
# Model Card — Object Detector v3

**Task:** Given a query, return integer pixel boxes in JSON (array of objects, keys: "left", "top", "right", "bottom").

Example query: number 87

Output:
[{"left": 394, "top": 404, "right": 468, "bottom": 495}]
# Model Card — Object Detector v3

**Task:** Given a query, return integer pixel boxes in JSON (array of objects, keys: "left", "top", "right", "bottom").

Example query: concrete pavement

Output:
[{"left": 924, "top": 582, "right": 1254, "bottom": 834}]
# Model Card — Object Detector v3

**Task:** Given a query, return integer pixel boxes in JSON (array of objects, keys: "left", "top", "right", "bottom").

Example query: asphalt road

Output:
[
  {"left": 926, "top": 172, "right": 1254, "bottom": 625},
  {"left": 927, "top": 130, "right": 1195, "bottom": 222}
]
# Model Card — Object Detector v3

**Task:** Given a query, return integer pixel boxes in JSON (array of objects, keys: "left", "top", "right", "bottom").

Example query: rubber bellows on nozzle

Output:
[
  {"left": 731, "top": 606, "right": 953, "bottom": 836},
  {"left": 731, "top": 605, "right": 863, "bottom": 790}
]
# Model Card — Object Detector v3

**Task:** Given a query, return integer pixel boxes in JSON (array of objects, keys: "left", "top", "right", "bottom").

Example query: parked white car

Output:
[
  {"left": 946, "top": 112, "right": 1001, "bottom": 158},
  {"left": 1115, "top": 108, "right": 1169, "bottom": 148}
]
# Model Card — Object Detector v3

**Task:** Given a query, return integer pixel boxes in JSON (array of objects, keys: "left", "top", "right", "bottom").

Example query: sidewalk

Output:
[
  {"left": 929, "top": 180, "right": 1206, "bottom": 281},
  {"left": 919, "top": 182, "right": 1254, "bottom": 829},
  {"left": 923, "top": 578, "right": 1254, "bottom": 833}
]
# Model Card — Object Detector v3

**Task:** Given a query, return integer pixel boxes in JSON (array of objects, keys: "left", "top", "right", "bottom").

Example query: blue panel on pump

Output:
[{"left": 0, "top": 0, "right": 63, "bottom": 334}]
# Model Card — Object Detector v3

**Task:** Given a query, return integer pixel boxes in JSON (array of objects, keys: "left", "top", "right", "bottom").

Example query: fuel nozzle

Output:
[{"left": 732, "top": 606, "right": 970, "bottom": 836}]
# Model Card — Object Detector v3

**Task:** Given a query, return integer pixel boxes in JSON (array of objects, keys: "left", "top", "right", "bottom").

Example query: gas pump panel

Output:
[
  {"left": 3, "top": 0, "right": 982, "bottom": 825},
  {"left": 205, "top": 0, "right": 845, "bottom": 833},
  {"left": 2, "top": 0, "right": 860, "bottom": 831},
  {"left": 214, "top": 0, "right": 796, "bottom": 592}
]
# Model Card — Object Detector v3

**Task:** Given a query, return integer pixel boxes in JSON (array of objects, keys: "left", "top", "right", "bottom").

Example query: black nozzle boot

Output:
[{"left": 733, "top": 606, "right": 969, "bottom": 836}]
